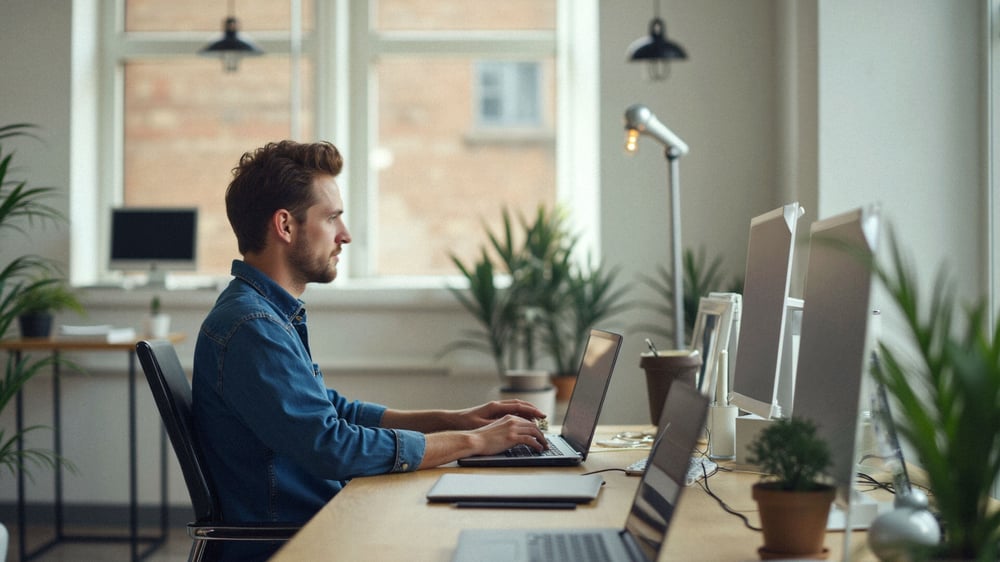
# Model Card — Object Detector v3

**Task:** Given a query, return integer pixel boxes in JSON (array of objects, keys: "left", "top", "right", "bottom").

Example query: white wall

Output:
[
  {"left": 814, "top": 0, "right": 985, "bottom": 319},
  {"left": 0, "top": 0, "right": 987, "bottom": 509}
]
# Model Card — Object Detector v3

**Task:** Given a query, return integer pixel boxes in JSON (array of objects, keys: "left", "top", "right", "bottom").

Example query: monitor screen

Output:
[
  {"left": 730, "top": 203, "right": 803, "bottom": 419},
  {"left": 109, "top": 207, "right": 198, "bottom": 275},
  {"left": 792, "top": 206, "right": 879, "bottom": 507}
]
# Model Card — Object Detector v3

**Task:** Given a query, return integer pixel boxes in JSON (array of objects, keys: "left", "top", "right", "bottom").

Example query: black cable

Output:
[
  {"left": 697, "top": 463, "right": 762, "bottom": 532},
  {"left": 582, "top": 467, "right": 628, "bottom": 476}
]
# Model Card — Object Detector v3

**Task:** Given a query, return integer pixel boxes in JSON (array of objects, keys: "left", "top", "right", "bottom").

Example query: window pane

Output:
[
  {"left": 374, "top": 0, "right": 555, "bottom": 31},
  {"left": 374, "top": 57, "right": 556, "bottom": 277},
  {"left": 476, "top": 62, "right": 542, "bottom": 127},
  {"left": 125, "top": 0, "right": 313, "bottom": 32},
  {"left": 123, "top": 57, "right": 314, "bottom": 277}
]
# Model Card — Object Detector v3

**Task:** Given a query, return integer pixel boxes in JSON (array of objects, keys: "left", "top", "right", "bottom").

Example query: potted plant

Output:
[
  {"left": 540, "top": 257, "right": 629, "bottom": 400},
  {"left": 13, "top": 276, "right": 84, "bottom": 338},
  {"left": 144, "top": 294, "right": 171, "bottom": 338},
  {"left": 443, "top": 205, "right": 627, "bottom": 403},
  {"left": 860, "top": 229, "right": 1000, "bottom": 561},
  {"left": 0, "top": 123, "right": 74, "bottom": 557},
  {"left": 746, "top": 416, "right": 835, "bottom": 559}
]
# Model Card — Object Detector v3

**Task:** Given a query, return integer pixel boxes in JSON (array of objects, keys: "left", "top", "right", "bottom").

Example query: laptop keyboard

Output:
[
  {"left": 527, "top": 532, "right": 611, "bottom": 562},
  {"left": 505, "top": 443, "right": 560, "bottom": 458}
]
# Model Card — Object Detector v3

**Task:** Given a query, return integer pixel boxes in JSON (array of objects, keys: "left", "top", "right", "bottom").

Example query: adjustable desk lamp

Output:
[{"left": 625, "top": 104, "right": 690, "bottom": 349}]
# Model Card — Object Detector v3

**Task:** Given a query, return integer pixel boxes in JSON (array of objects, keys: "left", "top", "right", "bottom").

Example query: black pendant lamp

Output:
[
  {"left": 626, "top": 0, "right": 687, "bottom": 81},
  {"left": 199, "top": 0, "right": 263, "bottom": 73}
]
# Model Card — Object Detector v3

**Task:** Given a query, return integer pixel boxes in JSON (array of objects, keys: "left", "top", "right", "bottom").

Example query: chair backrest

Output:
[{"left": 136, "top": 339, "right": 217, "bottom": 523}]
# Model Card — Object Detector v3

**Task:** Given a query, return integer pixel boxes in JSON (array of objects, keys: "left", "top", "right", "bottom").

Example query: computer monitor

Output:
[
  {"left": 730, "top": 202, "right": 804, "bottom": 419},
  {"left": 109, "top": 207, "right": 198, "bottom": 286},
  {"left": 792, "top": 205, "right": 880, "bottom": 516}
]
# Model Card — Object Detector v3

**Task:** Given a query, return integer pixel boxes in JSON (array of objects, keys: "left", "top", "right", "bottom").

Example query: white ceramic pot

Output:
[
  {"left": 494, "top": 385, "right": 557, "bottom": 420},
  {"left": 145, "top": 313, "right": 171, "bottom": 338},
  {"left": 0, "top": 521, "right": 8, "bottom": 561}
]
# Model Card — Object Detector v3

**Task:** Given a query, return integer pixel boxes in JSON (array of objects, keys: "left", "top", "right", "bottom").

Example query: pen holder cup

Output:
[{"left": 640, "top": 351, "right": 702, "bottom": 426}]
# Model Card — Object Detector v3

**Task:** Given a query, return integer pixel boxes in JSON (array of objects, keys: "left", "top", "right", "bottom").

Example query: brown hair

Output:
[{"left": 225, "top": 140, "right": 343, "bottom": 255}]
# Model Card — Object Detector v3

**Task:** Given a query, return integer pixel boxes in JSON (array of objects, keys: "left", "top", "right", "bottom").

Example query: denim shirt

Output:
[{"left": 192, "top": 260, "right": 426, "bottom": 532}]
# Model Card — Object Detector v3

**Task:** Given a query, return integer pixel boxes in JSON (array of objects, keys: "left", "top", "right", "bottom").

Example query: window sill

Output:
[
  {"left": 463, "top": 128, "right": 555, "bottom": 145},
  {"left": 79, "top": 276, "right": 467, "bottom": 311}
]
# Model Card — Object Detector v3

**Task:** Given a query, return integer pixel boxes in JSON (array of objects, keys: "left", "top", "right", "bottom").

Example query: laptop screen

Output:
[
  {"left": 622, "top": 382, "right": 709, "bottom": 560},
  {"left": 561, "top": 330, "right": 623, "bottom": 455}
]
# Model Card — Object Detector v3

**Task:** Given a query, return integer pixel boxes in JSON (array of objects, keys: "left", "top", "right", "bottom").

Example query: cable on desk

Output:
[
  {"left": 582, "top": 467, "right": 628, "bottom": 476},
  {"left": 697, "top": 465, "right": 762, "bottom": 532}
]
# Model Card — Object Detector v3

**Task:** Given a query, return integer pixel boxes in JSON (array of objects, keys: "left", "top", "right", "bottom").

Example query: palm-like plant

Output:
[
  {"left": 444, "top": 205, "right": 628, "bottom": 379},
  {"left": 541, "top": 259, "right": 630, "bottom": 375},
  {"left": 0, "top": 123, "right": 72, "bottom": 478},
  {"left": 635, "top": 246, "right": 742, "bottom": 345},
  {"left": 864, "top": 229, "right": 1000, "bottom": 561}
]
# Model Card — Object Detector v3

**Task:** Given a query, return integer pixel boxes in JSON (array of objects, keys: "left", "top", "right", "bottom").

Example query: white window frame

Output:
[{"left": 71, "top": 0, "right": 599, "bottom": 293}]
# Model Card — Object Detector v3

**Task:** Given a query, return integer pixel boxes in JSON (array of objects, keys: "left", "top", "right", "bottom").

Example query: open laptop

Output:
[
  {"left": 452, "top": 381, "right": 711, "bottom": 562},
  {"left": 458, "top": 329, "right": 623, "bottom": 467}
]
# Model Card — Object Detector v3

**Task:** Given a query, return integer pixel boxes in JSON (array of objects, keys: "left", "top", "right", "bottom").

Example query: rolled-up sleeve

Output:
[{"left": 391, "top": 429, "right": 425, "bottom": 473}]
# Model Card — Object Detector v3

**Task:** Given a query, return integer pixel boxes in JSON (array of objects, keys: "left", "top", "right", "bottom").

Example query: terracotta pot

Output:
[
  {"left": 752, "top": 482, "right": 835, "bottom": 559},
  {"left": 639, "top": 351, "right": 701, "bottom": 426},
  {"left": 550, "top": 374, "right": 576, "bottom": 402}
]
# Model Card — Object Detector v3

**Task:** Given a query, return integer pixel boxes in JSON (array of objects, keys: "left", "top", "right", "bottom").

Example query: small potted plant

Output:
[
  {"left": 746, "top": 416, "right": 835, "bottom": 560},
  {"left": 145, "top": 295, "right": 171, "bottom": 338},
  {"left": 13, "top": 276, "right": 84, "bottom": 338}
]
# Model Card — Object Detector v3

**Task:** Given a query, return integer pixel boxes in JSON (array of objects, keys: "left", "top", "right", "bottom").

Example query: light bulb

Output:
[{"left": 625, "top": 128, "right": 640, "bottom": 152}]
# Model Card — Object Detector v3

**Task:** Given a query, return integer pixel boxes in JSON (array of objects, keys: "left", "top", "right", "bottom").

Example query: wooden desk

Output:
[
  {"left": 0, "top": 334, "right": 185, "bottom": 562},
  {"left": 272, "top": 426, "right": 877, "bottom": 561}
]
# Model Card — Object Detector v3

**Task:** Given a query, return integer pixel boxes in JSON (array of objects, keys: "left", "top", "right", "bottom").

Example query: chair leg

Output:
[{"left": 188, "top": 539, "right": 206, "bottom": 562}]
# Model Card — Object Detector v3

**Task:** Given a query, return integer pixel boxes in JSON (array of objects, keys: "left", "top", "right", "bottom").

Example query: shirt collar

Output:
[{"left": 230, "top": 260, "right": 305, "bottom": 319}]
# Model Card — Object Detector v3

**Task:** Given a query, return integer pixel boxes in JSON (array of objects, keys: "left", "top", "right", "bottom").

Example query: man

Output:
[{"left": 192, "top": 140, "right": 547, "bottom": 561}]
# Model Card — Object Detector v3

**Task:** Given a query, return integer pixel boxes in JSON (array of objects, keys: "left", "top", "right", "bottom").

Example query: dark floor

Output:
[{"left": 7, "top": 525, "right": 192, "bottom": 562}]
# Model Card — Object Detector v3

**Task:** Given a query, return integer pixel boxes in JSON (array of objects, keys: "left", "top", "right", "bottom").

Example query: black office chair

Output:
[{"left": 136, "top": 340, "right": 301, "bottom": 562}]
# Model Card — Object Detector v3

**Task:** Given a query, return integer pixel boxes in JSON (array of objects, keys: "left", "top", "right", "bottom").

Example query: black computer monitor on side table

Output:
[{"left": 109, "top": 207, "right": 198, "bottom": 288}]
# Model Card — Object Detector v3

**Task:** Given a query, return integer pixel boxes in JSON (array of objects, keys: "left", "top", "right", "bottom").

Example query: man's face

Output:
[{"left": 288, "top": 175, "right": 351, "bottom": 285}]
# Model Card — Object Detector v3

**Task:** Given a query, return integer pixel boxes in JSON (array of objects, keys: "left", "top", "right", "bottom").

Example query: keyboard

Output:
[
  {"left": 505, "top": 444, "right": 560, "bottom": 458},
  {"left": 527, "top": 532, "right": 611, "bottom": 562},
  {"left": 625, "top": 456, "right": 718, "bottom": 486}
]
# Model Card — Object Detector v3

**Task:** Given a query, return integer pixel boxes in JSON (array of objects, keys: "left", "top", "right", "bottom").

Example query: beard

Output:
[{"left": 288, "top": 235, "right": 338, "bottom": 285}]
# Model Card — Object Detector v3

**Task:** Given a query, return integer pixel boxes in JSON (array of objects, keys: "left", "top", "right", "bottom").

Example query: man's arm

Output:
[
  {"left": 380, "top": 399, "right": 547, "bottom": 432},
  {"left": 416, "top": 414, "right": 548, "bottom": 469}
]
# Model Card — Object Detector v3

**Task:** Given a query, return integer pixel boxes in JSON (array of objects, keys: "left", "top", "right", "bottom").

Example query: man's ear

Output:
[{"left": 273, "top": 209, "right": 294, "bottom": 243}]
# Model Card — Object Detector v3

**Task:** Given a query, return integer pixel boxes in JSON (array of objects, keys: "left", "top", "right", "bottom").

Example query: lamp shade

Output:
[
  {"left": 199, "top": 16, "right": 263, "bottom": 72},
  {"left": 627, "top": 17, "right": 687, "bottom": 62}
]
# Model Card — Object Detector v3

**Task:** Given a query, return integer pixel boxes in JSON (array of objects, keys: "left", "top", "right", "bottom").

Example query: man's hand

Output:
[
  {"left": 454, "top": 399, "right": 548, "bottom": 430},
  {"left": 469, "top": 414, "right": 549, "bottom": 455}
]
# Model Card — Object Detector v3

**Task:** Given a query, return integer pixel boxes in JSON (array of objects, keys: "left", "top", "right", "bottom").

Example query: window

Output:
[
  {"left": 83, "top": 0, "right": 598, "bottom": 284},
  {"left": 476, "top": 62, "right": 543, "bottom": 128}
]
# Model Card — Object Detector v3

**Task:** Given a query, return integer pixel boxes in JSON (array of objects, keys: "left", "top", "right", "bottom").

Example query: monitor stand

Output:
[
  {"left": 146, "top": 265, "right": 168, "bottom": 288},
  {"left": 827, "top": 491, "right": 887, "bottom": 531}
]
